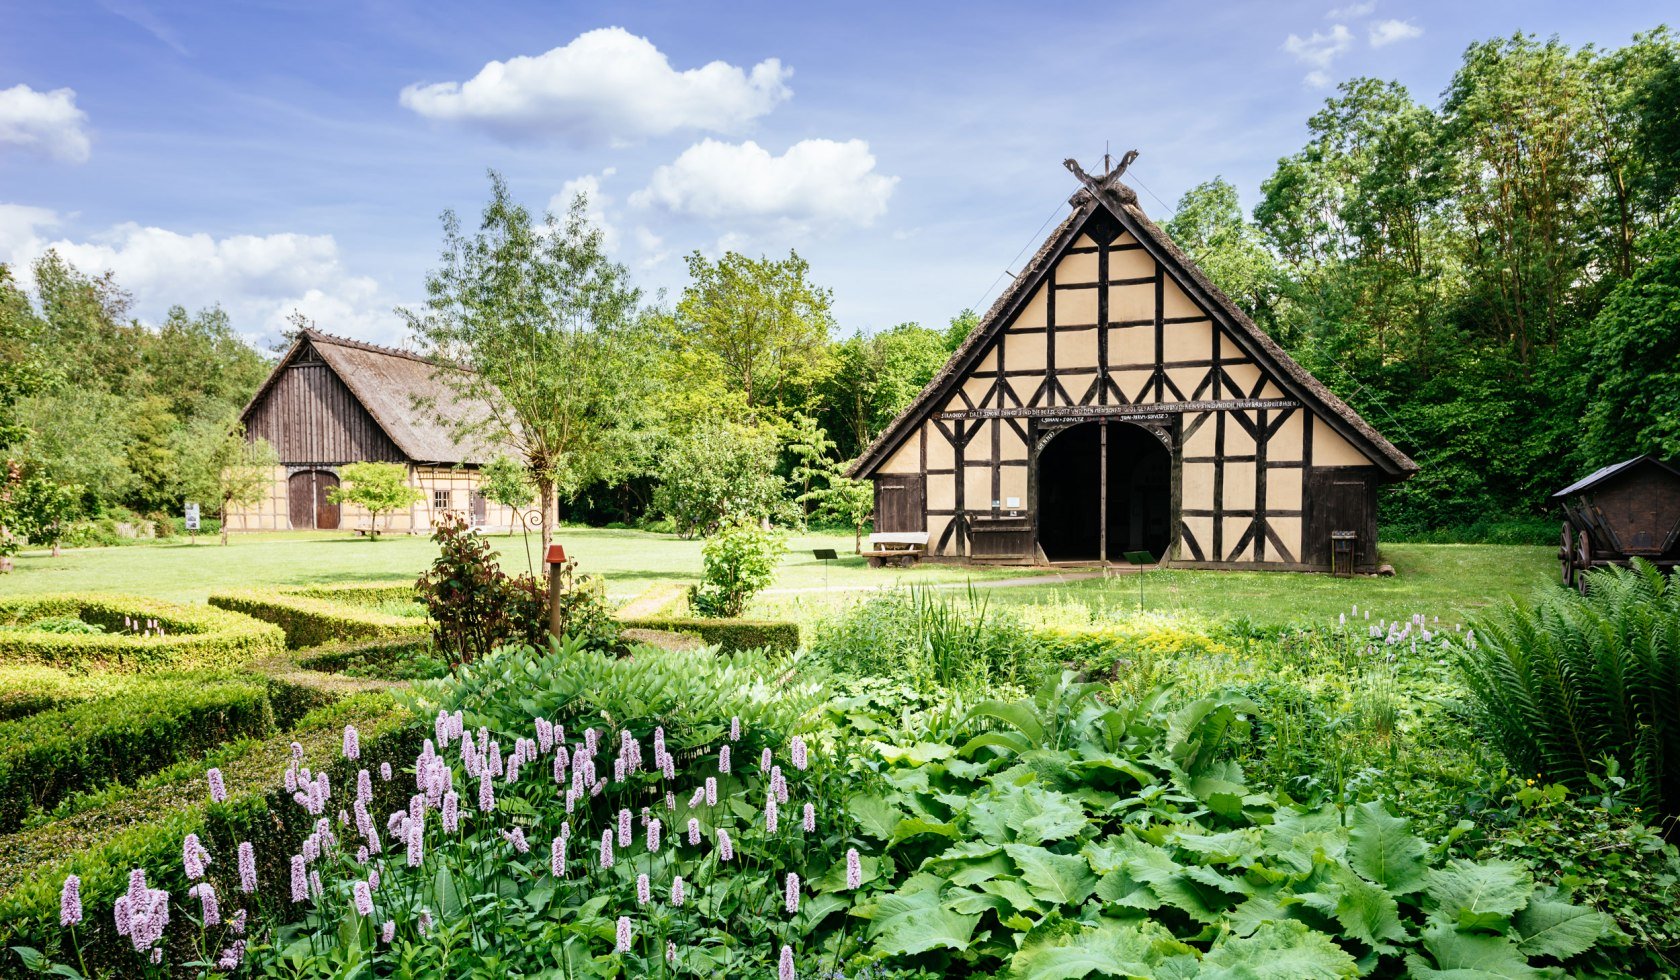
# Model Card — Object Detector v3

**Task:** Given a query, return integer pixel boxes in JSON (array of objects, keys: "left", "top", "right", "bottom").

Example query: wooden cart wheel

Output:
[
  {"left": 1576, "top": 530, "right": 1593, "bottom": 596},
  {"left": 1560, "top": 523, "right": 1574, "bottom": 587}
]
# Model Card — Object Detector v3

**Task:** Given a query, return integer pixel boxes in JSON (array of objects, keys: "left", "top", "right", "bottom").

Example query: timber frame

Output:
[{"left": 850, "top": 155, "right": 1417, "bottom": 571}]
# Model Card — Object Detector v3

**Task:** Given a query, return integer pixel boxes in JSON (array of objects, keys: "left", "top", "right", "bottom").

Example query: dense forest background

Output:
[{"left": 1, "top": 28, "right": 1676, "bottom": 544}]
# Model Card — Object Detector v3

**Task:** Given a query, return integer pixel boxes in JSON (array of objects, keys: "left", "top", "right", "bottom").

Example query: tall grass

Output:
[
  {"left": 1459, "top": 560, "right": 1680, "bottom": 814},
  {"left": 809, "top": 586, "right": 1044, "bottom": 691}
]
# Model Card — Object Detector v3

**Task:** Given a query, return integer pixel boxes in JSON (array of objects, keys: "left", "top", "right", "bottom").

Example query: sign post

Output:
[
  {"left": 185, "top": 502, "right": 201, "bottom": 542},
  {"left": 545, "top": 544, "right": 568, "bottom": 643}
]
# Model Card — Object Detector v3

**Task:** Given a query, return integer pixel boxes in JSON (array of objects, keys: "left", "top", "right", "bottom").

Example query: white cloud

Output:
[
  {"left": 1303, "top": 70, "right": 1332, "bottom": 89},
  {"left": 549, "top": 169, "right": 618, "bottom": 252},
  {"left": 1326, "top": 1, "right": 1375, "bottom": 17},
  {"left": 0, "top": 85, "right": 92, "bottom": 163},
  {"left": 399, "top": 28, "right": 792, "bottom": 146},
  {"left": 1283, "top": 25, "right": 1353, "bottom": 69},
  {"left": 1369, "top": 19, "right": 1423, "bottom": 47},
  {"left": 632, "top": 227, "right": 669, "bottom": 270},
  {"left": 0, "top": 206, "right": 404, "bottom": 344},
  {"left": 630, "top": 138, "right": 897, "bottom": 231}
]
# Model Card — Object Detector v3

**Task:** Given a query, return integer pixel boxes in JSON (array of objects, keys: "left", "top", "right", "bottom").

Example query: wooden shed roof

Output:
[
  {"left": 241, "top": 328, "right": 497, "bottom": 465},
  {"left": 1552, "top": 455, "right": 1680, "bottom": 499},
  {"left": 850, "top": 165, "right": 1419, "bottom": 481}
]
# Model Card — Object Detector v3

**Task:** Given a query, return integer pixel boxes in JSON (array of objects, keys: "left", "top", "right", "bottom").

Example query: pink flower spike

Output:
[
  {"left": 803, "top": 802, "right": 815, "bottom": 833},
  {"left": 846, "top": 848, "right": 862, "bottom": 889},
  {"left": 599, "top": 830, "right": 614, "bottom": 869},
  {"left": 705, "top": 777, "right": 717, "bottom": 806},
  {"left": 478, "top": 770, "right": 495, "bottom": 812},
  {"left": 760, "top": 747, "right": 772, "bottom": 773},
  {"left": 381, "top": 920, "right": 395, "bottom": 944},
  {"left": 647, "top": 818, "right": 662, "bottom": 852},
  {"left": 289, "top": 855, "right": 307, "bottom": 903},
  {"left": 671, "top": 875, "right": 685, "bottom": 907},
  {"left": 717, "top": 828, "right": 733, "bottom": 862},
  {"left": 617, "top": 807, "right": 632, "bottom": 847},
  {"left": 380, "top": 762, "right": 392, "bottom": 781},
  {"left": 59, "top": 875, "right": 81, "bottom": 926},
  {"left": 779, "top": 943, "right": 795, "bottom": 980},
  {"left": 765, "top": 797, "right": 779, "bottom": 834},
  {"left": 551, "top": 836, "right": 566, "bottom": 877},
  {"left": 237, "top": 841, "right": 257, "bottom": 893},
  {"left": 687, "top": 817, "right": 700, "bottom": 845},
  {"left": 352, "top": 880, "right": 373, "bottom": 916},
  {"left": 785, "top": 872, "right": 800, "bottom": 914},
  {"left": 206, "top": 767, "right": 226, "bottom": 803},
  {"left": 636, "top": 873, "right": 651, "bottom": 905},
  {"left": 719, "top": 745, "right": 731, "bottom": 774},
  {"left": 730, "top": 716, "right": 741, "bottom": 741},
  {"left": 343, "top": 725, "right": 360, "bottom": 760},
  {"left": 615, "top": 915, "right": 632, "bottom": 953}
]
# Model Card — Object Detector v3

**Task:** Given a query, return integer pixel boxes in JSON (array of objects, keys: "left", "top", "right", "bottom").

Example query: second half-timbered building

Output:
[{"left": 851, "top": 155, "right": 1417, "bottom": 571}]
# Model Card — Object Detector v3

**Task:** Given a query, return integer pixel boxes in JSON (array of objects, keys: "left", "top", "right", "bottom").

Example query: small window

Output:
[{"left": 433, "top": 489, "right": 452, "bottom": 512}]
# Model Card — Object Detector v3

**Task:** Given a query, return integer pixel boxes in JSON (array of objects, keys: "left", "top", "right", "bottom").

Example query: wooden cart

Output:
[{"left": 1552, "top": 455, "right": 1680, "bottom": 593}]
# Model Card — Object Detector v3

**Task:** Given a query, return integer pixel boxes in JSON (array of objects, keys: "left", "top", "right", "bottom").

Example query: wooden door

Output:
[
  {"left": 874, "top": 475, "right": 925, "bottom": 532},
  {"left": 314, "top": 473, "right": 340, "bottom": 530},
  {"left": 288, "top": 472, "right": 316, "bottom": 529},
  {"left": 470, "top": 490, "right": 488, "bottom": 526},
  {"left": 1306, "top": 469, "right": 1373, "bottom": 567}
]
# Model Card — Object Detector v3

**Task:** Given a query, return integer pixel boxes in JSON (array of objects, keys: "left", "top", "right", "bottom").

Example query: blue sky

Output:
[{"left": 0, "top": 1, "right": 1667, "bottom": 348}]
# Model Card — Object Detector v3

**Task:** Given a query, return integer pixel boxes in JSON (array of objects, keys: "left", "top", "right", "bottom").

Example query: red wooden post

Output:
[{"left": 545, "top": 544, "right": 568, "bottom": 642}]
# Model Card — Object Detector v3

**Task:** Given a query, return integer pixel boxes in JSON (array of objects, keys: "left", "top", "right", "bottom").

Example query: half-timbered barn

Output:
[
  {"left": 851, "top": 156, "right": 1417, "bottom": 571},
  {"left": 225, "top": 328, "right": 527, "bottom": 533}
]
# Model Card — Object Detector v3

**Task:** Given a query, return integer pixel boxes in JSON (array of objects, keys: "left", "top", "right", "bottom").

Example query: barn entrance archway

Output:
[
  {"left": 1036, "top": 421, "right": 1171, "bottom": 563},
  {"left": 288, "top": 470, "right": 341, "bottom": 530}
]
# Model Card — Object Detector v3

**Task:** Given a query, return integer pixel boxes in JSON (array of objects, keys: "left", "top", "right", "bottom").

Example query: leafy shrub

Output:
[
  {"left": 297, "top": 635, "right": 448, "bottom": 681},
  {"left": 857, "top": 673, "right": 1617, "bottom": 976},
  {"left": 688, "top": 518, "right": 786, "bottom": 618},
  {"left": 653, "top": 420, "right": 789, "bottom": 538},
  {"left": 617, "top": 615, "right": 799, "bottom": 653},
  {"left": 0, "top": 593, "right": 284, "bottom": 671},
  {"left": 0, "top": 675, "right": 275, "bottom": 831},
  {"left": 809, "top": 587, "right": 1046, "bottom": 690},
  {"left": 0, "top": 693, "right": 418, "bottom": 974},
  {"left": 0, "top": 665, "right": 195, "bottom": 722},
  {"left": 208, "top": 583, "right": 427, "bottom": 649},
  {"left": 1458, "top": 561, "right": 1680, "bottom": 815},
  {"left": 414, "top": 510, "right": 555, "bottom": 665}
]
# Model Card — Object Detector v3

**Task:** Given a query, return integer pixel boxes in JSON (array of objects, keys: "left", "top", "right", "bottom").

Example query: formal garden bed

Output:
[
  {"left": 0, "top": 594, "right": 285, "bottom": 671},
  {"left": 207, "top": 584, "right": 429, "bottom": 649}
]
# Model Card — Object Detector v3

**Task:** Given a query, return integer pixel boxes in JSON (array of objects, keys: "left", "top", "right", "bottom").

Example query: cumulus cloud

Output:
[
  {"left": 0, "top": 85, "right": 92, "bottom": 163},
  {"left": 630, "top": 138, "right": 897, "bottom": 231},
  {"left": 1283, "top": 24, "right": 1353, "bottom": 87},
  {"left": 0, "top": 206, "right": 404, "bottom": 344},
  {"left": 1369, "top": 19, "right": 1423, "bottom": 47},
  {"left": 399, "top": 28, "right": 791, "bottom": 146}
]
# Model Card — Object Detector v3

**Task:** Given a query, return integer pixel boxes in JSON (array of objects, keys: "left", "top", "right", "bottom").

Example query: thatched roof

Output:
[
  {"left": 241, "top": 328, "right": 499, "bottom": 465},
  {"left": 850, "top": 164, "right": 1418, "bottom": 480}
]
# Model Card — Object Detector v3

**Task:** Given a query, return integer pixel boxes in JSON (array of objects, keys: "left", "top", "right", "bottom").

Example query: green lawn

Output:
[
  {"left": 0, "top": 529, "right": 1555, "bottom": 628},
  {"left": 0, "top": 527, "right": 1055, "bottom": 605}
]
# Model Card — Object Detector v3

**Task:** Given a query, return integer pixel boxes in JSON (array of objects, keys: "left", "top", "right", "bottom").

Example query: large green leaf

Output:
[
  {"left": 1321, "top": 864, "right": 1409, "bottom": 952},
  {"left": 1511, "top": 894, "right": 1610, "bottom": 960},
  {"left": 849, "top": 793, "right": 900, "bottom": 840},
  {"left": 970, "top": 782, "right": 1090, "bottom": 845},
  {"left": 1200, "top": 920, "right": 1360, "bottom": 979},
  {"left": 870, "top": 888, "right": 983, "bottom": 956},
  {"left": 1005, "top": 919, "right": 1195, "bottom": 980},
  {"left": 1347, "top": 801, "right": 1428, "bottom": 895},
  {"left": 1007, "top": 844, "right": 1099, "bottom": 906},
  {"left": 1095, "top": 869, "right": 1164, "bottom": 911},
  {"left": 1424, "top": 860, "right": 1535, "bottom": 932},
  {"left": 968, "top": 699, "right": 1046, "bottom": 746},
  {"left": 888, "top": 816, "right": 961, "bottom": 846},
  {"left": 1406, "top": 921, "right": 1555, "bottom": 978}
]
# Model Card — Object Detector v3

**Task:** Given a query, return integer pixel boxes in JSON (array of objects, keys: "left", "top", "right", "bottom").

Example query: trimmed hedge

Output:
[
  {"left": 209, "top": 582, "right": 428, "bottom": 648},
  {"left": 0, "top": 675, "right": 276, "bottom": 832},
  {"left": 0, "top": 665, "right": 158, "bottom": 722},
  {"left": 618, "top": 616, "right": 800, "bottom": 653},
  {"left": 0, "top": 693, "right": 420, "bottom": 973},
  {"left": 298, "top": 635, "right": 446, "bottom": 680},
  {"left": 0, "top": 594, "right": 285, "bottom": 671}
]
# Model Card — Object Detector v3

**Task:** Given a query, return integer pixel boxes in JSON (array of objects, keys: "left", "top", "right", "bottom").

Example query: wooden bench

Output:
[{"left": 862, "top": 531, "right": 929, "bottom": 568}]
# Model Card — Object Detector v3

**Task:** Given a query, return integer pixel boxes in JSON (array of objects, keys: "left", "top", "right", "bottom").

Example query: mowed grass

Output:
[
  {"left": 752, "top": 543, "right": 1557, "bottom": 627},
  {"left": 0, "top": 528, "right": 1554, "bottom": 628},
  {"left": 0, "top": 527, "right": 1055, "bottom": 605}
]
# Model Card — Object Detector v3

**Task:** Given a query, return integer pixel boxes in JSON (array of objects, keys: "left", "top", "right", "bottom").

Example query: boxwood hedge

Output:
[
  {"left": 0, "top": 693, "right": 419, "bottom": 973},
  {"left": 0, "top": 594, "right": 285, "bottom": 671},
  {"left": 617, "top": 616, "right": 800, "bottom": 653},
  {"left": 208, "top": 583, "right": 428, "bottom": 648},
  {"left": 0, "top": 675, "right": 276, "bottom": 832}
]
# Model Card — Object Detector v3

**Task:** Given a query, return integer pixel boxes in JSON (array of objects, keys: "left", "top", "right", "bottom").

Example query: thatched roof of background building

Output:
[{"left": 241, "top": 328, "right": 499, "bottom": 465}]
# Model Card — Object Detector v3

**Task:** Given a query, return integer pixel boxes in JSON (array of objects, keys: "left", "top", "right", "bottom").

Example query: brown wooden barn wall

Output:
[{"left": 245, "top": 349, "right": 404, "bottom": 466}]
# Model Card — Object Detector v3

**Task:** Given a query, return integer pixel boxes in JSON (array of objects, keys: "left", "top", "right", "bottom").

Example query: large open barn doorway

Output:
[
  {"left": 288, "top": 470, "right": 340, "bottom": 530},
  {"left": 1036, "top": 421, "right": 1171, "bottom": 563}
]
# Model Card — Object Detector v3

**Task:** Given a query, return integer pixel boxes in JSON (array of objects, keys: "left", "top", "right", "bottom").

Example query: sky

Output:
[{"left": 0, "top": 0, "right": 1668, "bottom": 350}]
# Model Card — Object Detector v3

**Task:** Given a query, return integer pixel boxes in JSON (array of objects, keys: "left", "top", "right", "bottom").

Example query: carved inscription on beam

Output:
[{"left": 938, "top": 398, "right": 1298, "bottom": 422}]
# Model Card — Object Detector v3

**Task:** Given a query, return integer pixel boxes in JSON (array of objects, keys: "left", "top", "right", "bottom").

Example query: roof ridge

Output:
[{"left": 300, "top": 327, "right": 434, "bottom": 365}]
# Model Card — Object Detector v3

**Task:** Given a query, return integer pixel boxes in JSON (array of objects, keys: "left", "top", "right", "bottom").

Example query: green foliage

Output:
[
  {"left": 413, "top": 511, "right": 555, "bottom": 665},
  {"left": 816, "top": 323, "right": 950, "bottom": 458},
  {"left": 653, "top": 419, "right": 787, "bottom": 538},
  {"left": 1458, "top": 560, "right": 1680, "bottom": 815},
  {"left": 208, "top": 584, "right": 428, "bottom": 649},
  {"left": 1581, "top": 226, "right": 1680, "bottom": 464},
  {"left": 296, "top": 635, "right": 448, "bottom": 681},
  {"left": 616, "top": 616, "right": 800, "bottom": 653},
  {"left": 477, "top": 453, "right": 536, "bottom": 512},
  {"left": 811, "top": 588, "right": 1047, "bottom": 692},
  {"left": 0, "top": 693, "right": 416, "bottom": 974},
  {"left": 0, "top": 673, "right": 274, "bottom": 832},
  {"left": 0, "top": 593, "right": 284, "bottom": 671},
  {"left": 5, "top": 476, "right": 79, "bottom": 553},
  {"left": 172, "top": 421, "right": 278, "bottom": 544},
  {"left": 327, "top": 461, "right": 425, "bottom": 538},
  {"left": 858, "top": 674, "right": 1614, "bottom": 976},
  {"left": 688, "top": 518, "right": 787, "bottom": 618},
  {"left": 1165, "top": 178, "right": 1284, "bottom": 328}
]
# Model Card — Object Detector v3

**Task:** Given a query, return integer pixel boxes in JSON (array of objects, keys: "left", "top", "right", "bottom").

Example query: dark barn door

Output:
[
  {"left": 874, "top": 475, "right": 926, "bottom": 532},
  {"left": 288, "top": 471, "right": 341, "bottom": 530},
  {"left": 1306, "top": 469, "right": 1374, "bottom": 567},
  {"left": 471, "top": 491, "right": 488, "bottom": 526}
]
